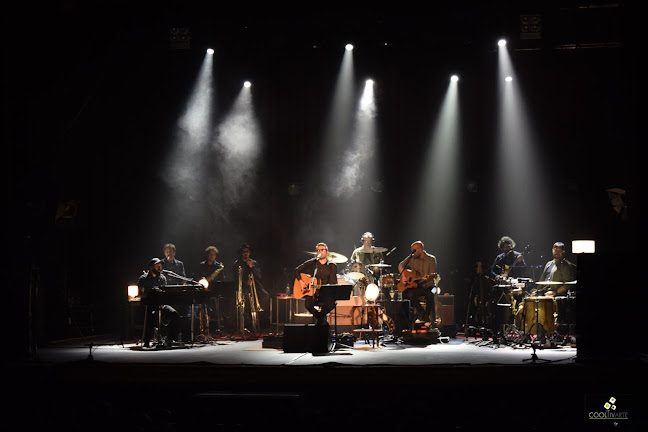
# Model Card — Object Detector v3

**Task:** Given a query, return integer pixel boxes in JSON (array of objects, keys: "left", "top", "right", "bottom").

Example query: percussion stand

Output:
[{"left": 522, "top": 296, "right": 550, "bottom": 363}]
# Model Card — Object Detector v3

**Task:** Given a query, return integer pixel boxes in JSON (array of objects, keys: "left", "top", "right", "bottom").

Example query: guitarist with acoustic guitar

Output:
[
  {"left": 397, "top": 241, "right": 439, "bottom": 328},
  {"left": 293, "top": 242, "right": 339, "bottom": 325}
]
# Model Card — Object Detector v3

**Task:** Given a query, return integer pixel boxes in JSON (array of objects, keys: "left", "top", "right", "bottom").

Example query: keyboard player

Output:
[{"left": 138, "top": 257, "right": 181, "bottom": 348}]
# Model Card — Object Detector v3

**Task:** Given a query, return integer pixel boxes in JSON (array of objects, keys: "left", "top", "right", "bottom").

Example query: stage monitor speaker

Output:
[{"left": 283, "top": 324, "right": 331, "bottom": 353}]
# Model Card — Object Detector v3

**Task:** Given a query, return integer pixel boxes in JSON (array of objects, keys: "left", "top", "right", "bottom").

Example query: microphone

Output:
[
  {"left": 411, "top": 250, "right": 415, "bottom": 256},
  {"left": 316, "top": 253, "right": 322, "bottom": 259}
]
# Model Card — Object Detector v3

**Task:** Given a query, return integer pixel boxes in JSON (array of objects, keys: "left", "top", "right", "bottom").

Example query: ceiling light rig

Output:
[{"left": 169, "top": 26, "right": 191, "bottom": 50}]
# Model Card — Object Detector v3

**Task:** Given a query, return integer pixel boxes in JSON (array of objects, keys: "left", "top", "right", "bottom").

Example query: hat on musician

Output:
[{"left": 148, "top": 257, "right": 162, "bottom": 268}]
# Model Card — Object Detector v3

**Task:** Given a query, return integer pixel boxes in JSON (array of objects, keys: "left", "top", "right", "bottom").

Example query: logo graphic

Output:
[
  {"left": 586, "top": 394, "right": 632, "bottom": 428},
  {"left": 603, "top": 396, "right": 616, "bottom": 411}
]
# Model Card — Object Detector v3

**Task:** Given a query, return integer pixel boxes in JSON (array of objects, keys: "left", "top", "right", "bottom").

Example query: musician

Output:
[
  {"left": 162, "top": 243, "right": 187, "bottom": 285},
  {"left": 350, "top": 232, "right": 384, "bottom": 267},
  {"left": 231, "top": 243, "right": 270, "bottom": 331},
  {"left": 194, "top": 246, "right": 225, "bottom": 283},
  {"left": 537, "top": 242, "right": 576, "bottom": 296},
  {"left": 138, "top": 258, "right": 181, "bottom": 348},
  {"left": 398, "top": 241, "right": 438, "bottom": 327},
  {"left": 294, "top": 242, "right": 338, "bottom": 325},
  {"left": 488, "top": 236, "right": 527, "bottom": 280},
  {"left": 190, "top": 246, "right": 225, "bottom": 334}
]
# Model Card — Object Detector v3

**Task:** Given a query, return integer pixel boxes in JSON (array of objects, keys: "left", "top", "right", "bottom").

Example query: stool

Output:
[{"left": 350, "top": 304, "right": 380, "bottom": 348}]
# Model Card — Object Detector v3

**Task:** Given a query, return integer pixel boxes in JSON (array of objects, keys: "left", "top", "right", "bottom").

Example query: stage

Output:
[{"left": 12, "top": 330, "right": 646, "bottom": 432}]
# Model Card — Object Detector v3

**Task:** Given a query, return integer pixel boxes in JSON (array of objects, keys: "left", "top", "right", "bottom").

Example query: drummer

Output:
[
  {"left": 537, "top": 241, "right": 577, "bottom": 297},
  {"left": 350, "top": 232, "right": 385, "bottom": 274}
]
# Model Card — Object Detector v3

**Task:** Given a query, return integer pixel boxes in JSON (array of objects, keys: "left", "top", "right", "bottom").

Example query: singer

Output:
[
  {"left": 397, "top": 241, "right": 439, "bottom": 328},
  {"left": 293, "top": 242, "right": 338, "bottom": 325}
]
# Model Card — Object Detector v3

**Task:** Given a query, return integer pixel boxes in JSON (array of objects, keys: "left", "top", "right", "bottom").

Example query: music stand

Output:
[{"left": 319, "top": 284, "right": 353, "bottom": 351}]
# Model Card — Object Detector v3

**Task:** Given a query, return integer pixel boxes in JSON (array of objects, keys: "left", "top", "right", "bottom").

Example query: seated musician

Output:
[
  {"left": 350, "top": 232, "right": 384, "bottom": 269},
  {"left": 397, "top": 241, "right": 438, "bottom": 328},
  {"left": 537, "top": 242, "right": 576, "bottom": 297},
  {"left": 138, "top": 257, "right": 181, "bottom": 348},
  {"left": 294, "top": 242, "right": 338, "bottom": 325}
]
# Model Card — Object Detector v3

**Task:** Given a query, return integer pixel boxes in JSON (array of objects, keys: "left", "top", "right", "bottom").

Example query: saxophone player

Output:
[
  {"left": 231, "top": 243, "right": 271, "bottom": 332},
  {"left": 194, "top": 246, "right": 225, "bottom": 283},
  {"left": 189, "top": 246, "right": 225, "bottom": 337}
]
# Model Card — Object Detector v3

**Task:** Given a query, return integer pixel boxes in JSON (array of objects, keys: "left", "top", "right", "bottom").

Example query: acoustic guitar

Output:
[
  {"left": 397, "top": 269, "right": 439, "bottom": 292},
  {"left": 293, "top": 273, "right": 321, "bottom": 299}
]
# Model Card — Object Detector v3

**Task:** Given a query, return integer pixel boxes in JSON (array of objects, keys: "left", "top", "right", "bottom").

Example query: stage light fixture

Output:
[
  {"left": 365, "top": 283, "right": 379, "bottom": 303},
  {"left": 450, "top": 75, "right": 459, "bottom": 82},
  {"left": 345, "top": 43, "right": 354, "bottom": 51},
  {"left": 520, "top": 14, "right": 542, "bottom": 40},
  {"left": 169, "top": 26, "right": 191, "bottom": 50},
  {"left": 127, "top": 285, "right": 139, "bottom": 301},
  {"left": 572, "top": 240, "right": 595, "bottom": 254},
  {"left": 505, "top": 76, "right": 513, "bottom": 82},
  {"left": 498, "top": 39, "right": 507, "bottom": 47},
  {"left": 244, "top": 81, "right": 252, "bottom": 88},
  {"left": 206, "top": 48, "right": 214, "bottom": 55}
]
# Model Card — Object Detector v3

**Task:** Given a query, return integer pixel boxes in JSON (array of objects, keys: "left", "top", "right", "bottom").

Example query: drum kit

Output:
[{"left": 303, "top": 246, "right": 397, "bottom": 302}]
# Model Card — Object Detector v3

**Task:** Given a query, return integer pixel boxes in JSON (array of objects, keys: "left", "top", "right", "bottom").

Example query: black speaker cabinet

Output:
[
  {"left": 576, "top": 253, "right": 639, "bottom": 363},
  {"left": 437, "top": 295, "right": 456, "bottom": 337},
  {"left": 436, "top": 295, "right": 455, "bottom": 324},
  {"left": 283, "top": 324, "right": 331, "bottom": 353}
]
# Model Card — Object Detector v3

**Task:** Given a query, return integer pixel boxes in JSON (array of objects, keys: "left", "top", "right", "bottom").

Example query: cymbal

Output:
[
  {"left": 355, "top": 247, "right": 388, "bottom": 253},
  {"left": 304, "top": 250, "right": 348, "bottom": 264},
  {"left": 369, "top": 263, "right": 392, "bottom": 268},
  {"left": 535, "top": 280, "right": 577, "bottom": 285}
]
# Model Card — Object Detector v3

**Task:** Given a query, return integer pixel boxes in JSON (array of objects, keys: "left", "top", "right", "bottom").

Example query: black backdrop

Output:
[{"left": 7, "top": 3, "right": 640, "bottom": 348}]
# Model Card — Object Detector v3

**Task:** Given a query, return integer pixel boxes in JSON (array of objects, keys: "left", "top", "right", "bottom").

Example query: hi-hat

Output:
[
  {"left": 355, "top": 247, "right": 388, "bottom": 253},
  {"left": 304, "top": 250, "right": 348, "bottom": 264}
]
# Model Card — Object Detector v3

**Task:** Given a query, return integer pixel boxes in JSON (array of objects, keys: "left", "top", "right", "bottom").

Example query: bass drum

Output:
[{"left": 337, "top": 274, "right": 354, "bottom": 286}]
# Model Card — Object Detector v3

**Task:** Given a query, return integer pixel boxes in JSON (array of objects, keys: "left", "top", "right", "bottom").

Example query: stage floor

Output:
[{"left": 11, "top": 331, "right": 647, "bottom": 432}]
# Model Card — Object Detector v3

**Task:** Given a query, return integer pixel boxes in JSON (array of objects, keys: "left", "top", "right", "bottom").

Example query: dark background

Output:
[{"left": 6, "top": 2, "right": 640, "bottom": 346}]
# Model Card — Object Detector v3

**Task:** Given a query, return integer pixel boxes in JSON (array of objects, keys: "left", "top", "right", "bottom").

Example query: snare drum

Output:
[
  {"left": 380, "top": 273, "right": 395, "bottom": 288},
  {"left": 522, "top": 296, "right": 556, "bottom": 334}
]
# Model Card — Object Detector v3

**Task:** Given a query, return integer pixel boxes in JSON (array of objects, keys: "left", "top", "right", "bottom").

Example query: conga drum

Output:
[{"left": 522, "top": 296, "right": 556, "bottom": 335}]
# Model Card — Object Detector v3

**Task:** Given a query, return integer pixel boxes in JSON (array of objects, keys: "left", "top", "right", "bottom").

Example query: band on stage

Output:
[{"left": 136, "top": 235, "right": 577, "bottom": 348}]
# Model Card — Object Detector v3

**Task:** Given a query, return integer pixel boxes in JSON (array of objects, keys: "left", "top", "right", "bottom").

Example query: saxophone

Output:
[{"left": 206, "top": 262, "right": 225, "bottom": 283}]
